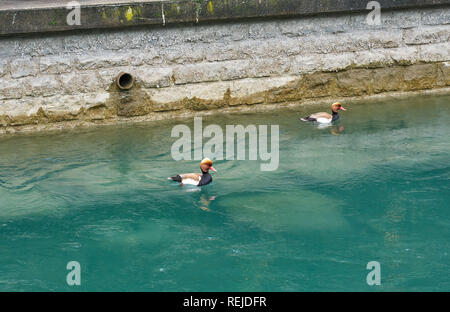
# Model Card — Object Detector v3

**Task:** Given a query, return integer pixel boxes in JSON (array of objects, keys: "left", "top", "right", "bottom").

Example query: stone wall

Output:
[{"left": 0, "top": 6, "right": 449, "bottom": 133}]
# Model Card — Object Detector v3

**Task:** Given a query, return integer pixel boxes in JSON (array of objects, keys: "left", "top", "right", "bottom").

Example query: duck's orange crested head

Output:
[
  {"left": 331, "top": 102, "right": 346, "bottom": 113},
  {"left": 200, "top": 158, "right": 216, "bottom": 173}
]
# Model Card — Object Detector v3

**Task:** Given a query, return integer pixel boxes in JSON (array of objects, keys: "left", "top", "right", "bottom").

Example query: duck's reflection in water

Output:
[
  {"left": 331, "top": 125, "right": 345, "bottom": 136},
  {"left": 198, "top": 194, "right": 217, "bottom": 211},
  {"left": 316, "top": 122, "right": 345, "bottom": 135},
  {"left": 184, "top": 188, "right": 217, "bottom": 211}
]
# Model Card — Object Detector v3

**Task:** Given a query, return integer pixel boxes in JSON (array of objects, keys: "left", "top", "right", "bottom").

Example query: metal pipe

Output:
[{"left": 116, "top": 72, "right": 134, "bottom": 90}]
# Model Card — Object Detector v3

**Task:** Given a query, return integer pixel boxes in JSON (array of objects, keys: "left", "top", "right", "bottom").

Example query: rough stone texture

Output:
[
  {"left": 0, "top": 79, "right": 29, "bottom": 101},
  {"left": 59, "top": 72, "right": 103, "bottom": 94},
  {"left": 39, "top": 56, "right": 74, "bottom": 74},
  {"left": 418, "top": 43, "right": 450, "bottom": 62},
  {"left": 372, "top": 67, "right": 405, "bottom": 93},
  {"left": 135, "top": 67, "right": 173, "bottom": 88},
  {"left": 173, "top": 60, "right": 251, "bottom": 84},
  {"left": 337, "top": 69, "right": 373, "bottom": 96},
  {"left": 77, "top": 54, "right": 130, "bottom": 70},
  {"left": 404, "top": 26, "right": 450, "bottom": 45},
  {"left": 0, "top": 59, "right": 9, "bottom": 77},
  {"left": 403, "top": 63, "right": 438, "bottom": 90},
  {"left": 10, "top": 57, "right": 39, "bottom": 78},
  {"left": 25, "top": 75, "right": 62, "bottom": 98},
  {"left": 438, "top": 62, "right": 450, "bottom": 85},
  {"left": 0, "top": 7, "right": 449, "bottom": 133}
]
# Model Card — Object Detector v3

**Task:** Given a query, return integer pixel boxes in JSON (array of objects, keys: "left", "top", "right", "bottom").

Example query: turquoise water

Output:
[{"left": 0, "top": 94, "right": 449, "bottom": 291}]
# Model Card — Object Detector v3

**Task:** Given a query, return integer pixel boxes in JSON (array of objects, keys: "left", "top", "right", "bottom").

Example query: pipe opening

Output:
[{"left": 116, "top": 72, "right": 134, "bottom": 90}]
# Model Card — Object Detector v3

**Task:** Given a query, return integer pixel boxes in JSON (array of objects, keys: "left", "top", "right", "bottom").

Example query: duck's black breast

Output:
[
  {"left": 331, "top": 111, "right": 340, "bottom": 122},
  {"left": 197, "top": 172, "right": 212, "bottom": 186}
]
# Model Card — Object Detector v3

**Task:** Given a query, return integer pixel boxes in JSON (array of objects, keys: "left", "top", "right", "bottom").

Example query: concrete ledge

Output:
[{"left": 1, "top": 0, "right": 450, "bottom": 36}]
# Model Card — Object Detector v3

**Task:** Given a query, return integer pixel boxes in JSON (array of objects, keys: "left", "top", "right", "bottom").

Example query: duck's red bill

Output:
[{"left": 210, "top": 166, "right": 217, "bottom": 172}]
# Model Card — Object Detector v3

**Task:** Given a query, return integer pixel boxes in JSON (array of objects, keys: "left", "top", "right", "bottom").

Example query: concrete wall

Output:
[
  {"left": 0, "top": 2, "right": 449, "bottom": 133},
  {"left": 1, "top": 0, "right": 449, "bottom": 35}
]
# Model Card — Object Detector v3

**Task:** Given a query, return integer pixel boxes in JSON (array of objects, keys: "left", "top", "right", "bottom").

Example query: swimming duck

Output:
[
  {"left": 300, "top": 102, "right": 346, "bottom": 124},
  {"left": 168, "top": 158, "right": 217, "bottom": 186}
]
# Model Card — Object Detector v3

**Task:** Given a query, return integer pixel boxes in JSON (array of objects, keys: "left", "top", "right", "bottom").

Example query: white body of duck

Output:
[
  {"left": 300, "top": 102, "right": 346, "bottom": 124},
  {"left": 176, "top": 173, "right": 203, "bottom": 186}
]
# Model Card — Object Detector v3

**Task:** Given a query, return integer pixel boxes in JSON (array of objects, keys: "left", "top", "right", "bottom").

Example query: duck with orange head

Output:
[
  {"left": 168, "top": 158, "right": 217, "bottom": 186},
  {"left": 300, "top": 102, "right": 347, "bottom": 124}
]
